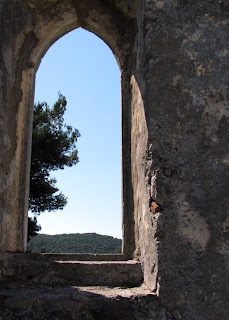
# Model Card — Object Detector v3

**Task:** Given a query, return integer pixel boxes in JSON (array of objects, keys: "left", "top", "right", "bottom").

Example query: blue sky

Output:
[{"left": 31, "top": 28, "right": 122, "bottom": 239}]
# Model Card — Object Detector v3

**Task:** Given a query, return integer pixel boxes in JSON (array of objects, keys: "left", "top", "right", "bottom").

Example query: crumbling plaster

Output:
[{"left": 0, "top": 0, "right": 229, "bottom": 319}]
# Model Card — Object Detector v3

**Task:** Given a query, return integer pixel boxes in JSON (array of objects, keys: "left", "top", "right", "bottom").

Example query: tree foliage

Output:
[
  {"left": 28, "top": 217, "right": 41, "bottom": 241},
  {"left": 28, "top": 93, "right": 80, "bottom": 237}
]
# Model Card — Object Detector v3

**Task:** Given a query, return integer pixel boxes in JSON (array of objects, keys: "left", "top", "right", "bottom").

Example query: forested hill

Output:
[{"left": 27, "top": 233, "right": 122, "bottom": 254}]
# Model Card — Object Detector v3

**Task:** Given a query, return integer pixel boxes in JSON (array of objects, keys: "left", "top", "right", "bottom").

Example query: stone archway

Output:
[{"left": 0, "top": 0, "right": 140, "bottom": 257}]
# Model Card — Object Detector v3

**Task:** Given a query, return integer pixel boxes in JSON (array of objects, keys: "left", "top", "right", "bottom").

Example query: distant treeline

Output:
[{"left": 27, "top": 233, "right": 122, "bottom": 254}]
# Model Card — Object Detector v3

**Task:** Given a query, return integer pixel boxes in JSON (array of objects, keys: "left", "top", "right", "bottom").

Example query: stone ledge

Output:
[
  {"left": 2, "top": 254, "right": 143, "bottom": 287},
  {"left": 4, "top": 252, "right": 130, "bottom": 261}
]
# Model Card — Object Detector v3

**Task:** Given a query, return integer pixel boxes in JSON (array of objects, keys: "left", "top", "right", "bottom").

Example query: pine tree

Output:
[{"left": 28, "top": 93, "right": 80, "bottom": 239}]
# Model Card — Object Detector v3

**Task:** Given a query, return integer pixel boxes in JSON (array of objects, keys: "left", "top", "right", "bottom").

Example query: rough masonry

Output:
[{"left": 0, "top": 0, "right": 229, "bottom": 319}]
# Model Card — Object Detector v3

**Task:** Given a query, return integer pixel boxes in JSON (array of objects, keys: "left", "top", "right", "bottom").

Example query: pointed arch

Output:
[{"left": 4, "top": 2, "right": 138, "bottom": 257}]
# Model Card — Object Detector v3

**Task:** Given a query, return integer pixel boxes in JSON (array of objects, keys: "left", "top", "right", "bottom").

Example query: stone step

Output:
[
  {"left": 0, "top": 284, "right": 158, "bottom": 320},
  {"left": 2, "top": 253, "right": 143, "bottom": 287}
]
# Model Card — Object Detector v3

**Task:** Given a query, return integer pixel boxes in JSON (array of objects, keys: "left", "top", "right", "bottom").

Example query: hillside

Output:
[{"left": 27, "top": 233, "right": 122, "bottom": 254}]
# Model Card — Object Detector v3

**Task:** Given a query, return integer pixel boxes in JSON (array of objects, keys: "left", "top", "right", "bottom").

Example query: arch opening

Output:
[
  {"left": 28, "top": 28, "right": 122, "bottom": 254},
  {"left": 2, "top": 2, "right": 137, "bottom": 258}
]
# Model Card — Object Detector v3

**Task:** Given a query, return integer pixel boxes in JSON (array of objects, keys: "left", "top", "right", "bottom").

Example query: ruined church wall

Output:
[{"left": 0, "top": 0, "right": 229, "bottom": 319}]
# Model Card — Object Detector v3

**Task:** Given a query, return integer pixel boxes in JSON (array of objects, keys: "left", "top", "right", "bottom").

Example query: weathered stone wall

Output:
[
  {"left": 0, "top": 0, "right": 229, "bottom": 319},
  {"left": 135, "top": 1, "right": 229, "bottom": 319}
]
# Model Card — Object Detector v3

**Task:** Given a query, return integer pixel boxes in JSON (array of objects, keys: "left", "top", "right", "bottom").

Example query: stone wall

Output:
[
  {"left": 0, "top": 0, "right": 229, "bottom": 319},
  {"left": 136, "top": 1, "right": 229, "bottom": 318}
]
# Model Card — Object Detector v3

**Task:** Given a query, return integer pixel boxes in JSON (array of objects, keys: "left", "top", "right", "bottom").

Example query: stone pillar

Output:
[{"left": 0, "top": 1, "right": 36, "bottom": 253}]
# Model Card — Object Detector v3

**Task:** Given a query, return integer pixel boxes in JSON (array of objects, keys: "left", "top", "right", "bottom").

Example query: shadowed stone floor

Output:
[{"left": 0, "top": 284, "right": 167, "bottom": 320}]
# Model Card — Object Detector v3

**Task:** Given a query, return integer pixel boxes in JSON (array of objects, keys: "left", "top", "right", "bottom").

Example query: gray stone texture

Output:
[
  {"left": 0, "top": 285, "right": 165, "bottom": 320},
  {"left": 2, "top": 253, "right": 143, "bottom": 287},
  {"left": 0, "top": 0, "right": 229, "bottom": 319},
  {"left": 139, "top": 1, "right": 229, "bottom": 319}
]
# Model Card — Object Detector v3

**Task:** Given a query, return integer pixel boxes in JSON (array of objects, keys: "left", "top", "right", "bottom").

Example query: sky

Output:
[{"left": 30, "top": 28, "right": 122, "bottom": 239}]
